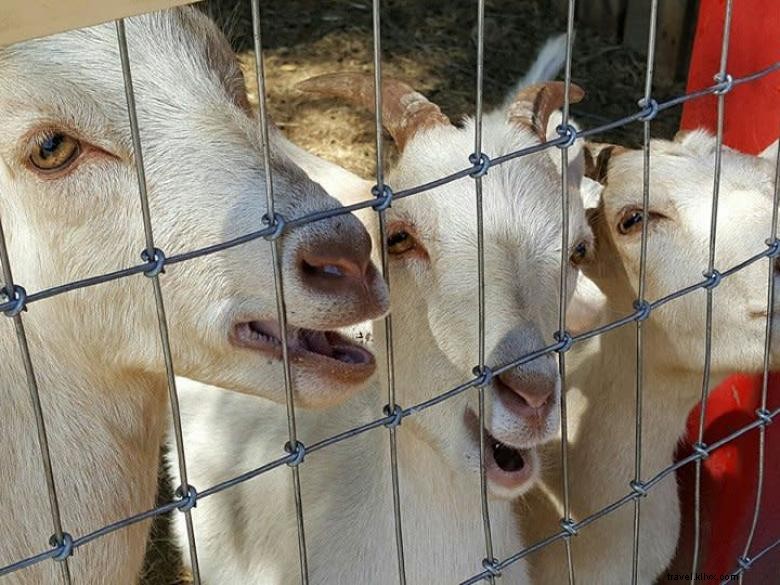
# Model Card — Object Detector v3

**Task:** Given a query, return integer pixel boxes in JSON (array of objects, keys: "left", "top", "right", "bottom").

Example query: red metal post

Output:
[{"left": 675, "top": 0, "right": 780, "bottom": 579}]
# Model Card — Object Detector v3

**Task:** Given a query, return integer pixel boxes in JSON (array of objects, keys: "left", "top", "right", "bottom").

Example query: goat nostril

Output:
[
  {"left": 497, "top": 372, "right": 553, "bottom": 410},
  {"left": 302, "top": 261, "right": 346, "bottom": 279},
  {"left": 298, "top": 250, "right": 368, "bottom": 290},
  {"left": 322, "top": 264, "right": 344, "bottom": 277}
]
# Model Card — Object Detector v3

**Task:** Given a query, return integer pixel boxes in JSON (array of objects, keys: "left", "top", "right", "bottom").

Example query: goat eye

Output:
[
  {"left": 617, "top": 210, "right": 644, "bottom": 235},
  {"left": 30, "top": 133, "right": 81, "bottom": 173},
  {"left": 387, "top": 230, "right": 415, "bottom": 255},
  {"left": 569, "top": 241, "right": 588, "bottom": 266}
]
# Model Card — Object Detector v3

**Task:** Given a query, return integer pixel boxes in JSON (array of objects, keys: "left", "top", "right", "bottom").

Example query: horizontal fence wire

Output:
[
  {"left": 0, "top": 62, "right": 777, "bottom": 318},
  {"left": 2, "top": 229, "right": 778, "bottom": 579},
  {"left": 0, "top": 27, "right": 778, "bottom": 581}
]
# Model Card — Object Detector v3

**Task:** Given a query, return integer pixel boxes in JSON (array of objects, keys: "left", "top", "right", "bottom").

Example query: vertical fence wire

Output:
[
  {"left": 0, "top": 222, "right": 71, "bottom": 585},
  {"left": 472, "top": 0, "right": 496, "bottom": 581},
  {"left": 690, "top": 1, "right": 733, "bottom": 580},
  {"left": 3, "top": 4, "right": 780, "bottom": 583},
  {"left": 738, "top": 131, "right": 780, "bottom": 584},
  {"left": 249, "top": 3, "right": 309, "bottom": 583},
  {"left": 370, "top": 0, "right": 408, "bottom": 581},
  {"left": 630, "top": 1, "right": 659, "bottom": 582},
  {"left": 115, "top": 18, "right": 201, "bottom": 584},
  {"left": 556, "top": 2, "right": 577, "bottom": 584}
]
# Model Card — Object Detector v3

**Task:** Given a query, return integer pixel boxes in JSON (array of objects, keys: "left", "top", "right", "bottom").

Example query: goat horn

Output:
[
  {"left": 507, "top": 81, "right": 585, "bottom": 142},
  {"left": 297, "top": 73, "right": 451, "bottom": 151},
  {"left": 583, "top": 142, "right": 630, "bottom": 185}
]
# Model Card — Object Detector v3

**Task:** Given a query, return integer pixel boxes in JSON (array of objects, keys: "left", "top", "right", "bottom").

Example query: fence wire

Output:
[
  {"left": 630, "top": 0, "right": 659, "bottom": 582},
  {"left": 472, "top": 1, "right": 499, "bottom": 583},
  {"left": 0, "top": 2, "right": 778, "bottom": 584},
  {"left": 554, "top": 2, "right": 578, "bottom": 584},
  {"left": 370, "top": 0, "right": 408, "bottom": 582},
  {"left": 116, "top": 18, "right": 203, "bottom": 585},
  {"left": 690, "top": 4, "right": 734, "bottom": 582},
  {"left": 249, "top": 3, "right": 310, "bottom": 583},
  {"left": 737, "top": 118, "right": 780, "bottom": 585}
]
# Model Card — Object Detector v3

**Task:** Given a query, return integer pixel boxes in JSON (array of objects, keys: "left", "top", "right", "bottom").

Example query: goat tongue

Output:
[{"left": 493, "top": 441, "right": 525, "bottom": 472}]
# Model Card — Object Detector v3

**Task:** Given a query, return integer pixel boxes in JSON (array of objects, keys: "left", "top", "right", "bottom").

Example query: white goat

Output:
[
  {"left": 0, "top": 8, "right": 390, "bottom": 584},
  {"left": 521, "top": 131, "right": 780, "bottom": 584},
  {"left": 171, "top": 42, "right": 593, "bottom": 583}
]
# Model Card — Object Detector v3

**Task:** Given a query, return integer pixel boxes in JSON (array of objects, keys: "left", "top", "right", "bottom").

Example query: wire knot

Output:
[
  {"left": 703, "top": 269, "right": 722, "bottom": 290},
  {"left": 756, "top": 408, "right": 773, "bottom": 426},
  {"left": 560, "top": 518, "right": 578, "bottom": 537},
  {"left": 693, "top": 441, "right": 710, "bottom": 460},
  {"left": 713, "top": 73, "right": 734, "bottom": 95},
  {"left": 262, "top": 212, "right": 286, "bottom": 241},
  {"left": 766, "top": 238, "right": 780, "bottom": 258},
  {"left": 472, "top": 365, "right": 494, "bottom": 386},
  {"left": 371, "top": 184, "right": 394, "bottom": 211},
  {"left": 481, "top": 557, "right": 502, "bottom": 578},
  {"left": 383, "top": 404, "right": 404, "bottom": 428},
  {"left": 737, "top": 555, "right": 752, "bottom": 571},
  {"left": 49, "top": 532, "right": 74, "bottom": 562},
  {"left": 630, "top": 479, "right": 648, "bottom": 498},
  {"left": 633, "top": 299, "right": 652, "bottom": 322},
  {"left": 637, "top": 97, "right": 659, "bottom": 122},
  {"left": 175, "top": 484, "right": 198, "bottom": 512},
  {"left": 140, "top": 248, "right": 166, "bottom": 277},
  {"left": 469, "top": 152, "right": 492, "bottom": 178},
  {"left": 555, "top": 124, "right": 578, "bottom": 149},
  {"left": 554, "top": 330, "right": 574, "bottom": 353},
  {"left": 284, "top": 440, "right": 306, "bottom": 466},
  {"left": 1, "top": 284, "right": 27, "bottom": 317}
]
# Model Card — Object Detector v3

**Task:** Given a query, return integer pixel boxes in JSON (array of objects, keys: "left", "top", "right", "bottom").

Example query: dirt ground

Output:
[
  {"left": 141, "top": 1, "right": 687, "bottom": 583},
  {"left": 215, "top": 0, "right": 683, "bottom": 179}
]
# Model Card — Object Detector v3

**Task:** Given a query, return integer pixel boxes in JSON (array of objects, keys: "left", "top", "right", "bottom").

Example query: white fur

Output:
[
  {"left": 0, "top": 8, "right": 388, "bottom": 583},
  {"left": 170, "top": 46, "right": 595, "bottom": 583},
  {"left": 521, "top": 130, "right": 780, "bottom": 584}
]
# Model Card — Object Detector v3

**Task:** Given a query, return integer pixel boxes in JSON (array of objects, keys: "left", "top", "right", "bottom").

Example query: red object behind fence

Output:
[{"left": 674, "top": 0, "right": 780, "bottom": 581}]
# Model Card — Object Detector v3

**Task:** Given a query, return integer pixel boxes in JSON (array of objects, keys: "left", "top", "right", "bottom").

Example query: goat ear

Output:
[
  {"left": 673, "top": 128, "right": 719, "bottom": 156},
  {"left": 506, "top": 81, "right": 585, "bottom": 142},
  {"left": 585, "top": 199, "right": 607, "bottom": 236},
  {"left": 566, "top": 273, "right": 607, "bottom": 336},
  {"left": 673, "top": 129, "right": 693, "bottom": 143},
  {"left": 542, "top": 111, "right": 587, "bottom": 192},
  {"left": 567, "top": 147, "right": 585, "bottom": 192},
  {"left": 580, "top": 176, "right": 604, "bottom": 210},
  {"left": 296, "top": 73, "right": 451, "bottom": 151},
  {"left": 760, "top": 139, "right": 779, "bottom": 162},
  {"left": 583, "top": 142, "right": 627, "bottom": 185}
]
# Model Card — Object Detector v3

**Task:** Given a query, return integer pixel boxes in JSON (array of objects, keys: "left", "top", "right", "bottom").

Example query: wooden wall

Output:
[
  {"left": 0, "top": 0, "right": 201, "bottom": 47},
  {"left": 553, "top": 0, "right": 697, "bottom": 86}
]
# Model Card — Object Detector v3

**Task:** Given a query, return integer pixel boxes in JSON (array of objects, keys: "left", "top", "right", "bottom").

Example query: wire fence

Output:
[{"left": 0, "top": 0, "right": 778, "bottom": 584}]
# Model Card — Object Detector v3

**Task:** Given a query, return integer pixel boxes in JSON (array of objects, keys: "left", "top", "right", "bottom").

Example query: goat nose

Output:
[
  {"left": 497, "top": 369, "right": 555, "bottom": 410},
  {"left": 297, "top": 236, "right": 371, "bottom": 294}
]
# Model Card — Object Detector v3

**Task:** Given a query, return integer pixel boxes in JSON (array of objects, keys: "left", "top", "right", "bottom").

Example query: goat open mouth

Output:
[
  {"left": 230, "top": 319, "right": 375, "bottom": 382},
  {"left": 464, "top": 409, "right": 533, "bottom": 492}
]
